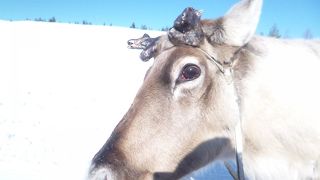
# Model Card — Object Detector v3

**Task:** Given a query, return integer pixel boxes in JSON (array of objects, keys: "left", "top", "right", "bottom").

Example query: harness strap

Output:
[
  {"left": 235, "top": 120, "right": 245, "bottom": 180},
  {"left": 198, "top": 48, "right": 245, "bottom": 180},
  {"left": 197, "top": 48, "right": 225, "bottom": 74}
]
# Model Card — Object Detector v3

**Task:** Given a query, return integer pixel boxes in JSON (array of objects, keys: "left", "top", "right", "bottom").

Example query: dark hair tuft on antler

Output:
[{"left": 168, "top": 7, "right": 204, "bottom": 47}]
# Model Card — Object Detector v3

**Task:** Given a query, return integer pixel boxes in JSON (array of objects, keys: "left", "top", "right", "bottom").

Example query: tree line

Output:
[
  {"left": 24, "top": 17, "right": 315, "bottom": 39},
  {"left": 266, "top": 24, "right": 313, "bottom": 39},
  {"left": 28, "top": 17, "right": 94, "bottom": 25},
  {"left": 130, "top": 22, "right": 314, "bottom": 39}
]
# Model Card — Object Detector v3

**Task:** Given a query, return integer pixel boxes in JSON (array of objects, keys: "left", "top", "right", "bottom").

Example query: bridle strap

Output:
[
  {"left": 198, "top": 47, "right": 245, "bottom": 180},
  {"left": 197, "top": 48, "right": 225, "bottom": 74}
]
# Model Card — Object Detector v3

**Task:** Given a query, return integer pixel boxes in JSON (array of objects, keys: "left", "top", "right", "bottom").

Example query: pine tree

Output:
[
  {"left": 161, "top": 26, "right": 170, "bottom": 31},
  {"left": 140, "top": 25, "right": 148, "bottom": 30},
  {"left": 48, "top": 17, "right": 56, "bottom": 22},
  {"left": 268, "top": 24, "right": 281, "bottom": 38},
  {"left": 303, "top": 29, "right": 313, "bottom": 39},
  {"left": 130, "top": 22, "right": 136, "bottom": 28}
]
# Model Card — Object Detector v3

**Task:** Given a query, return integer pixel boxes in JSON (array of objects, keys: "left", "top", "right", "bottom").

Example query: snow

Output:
[
  {"left": 0, "top": 20, "right": 231, "bottom": 180},
  {"left": 0, "top": 20, "right": 161, "bottom": 180}
]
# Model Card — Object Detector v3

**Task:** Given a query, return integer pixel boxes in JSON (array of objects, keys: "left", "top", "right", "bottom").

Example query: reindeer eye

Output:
[{"left": 178, "top": 64, "right": 201, "bottom": 83}]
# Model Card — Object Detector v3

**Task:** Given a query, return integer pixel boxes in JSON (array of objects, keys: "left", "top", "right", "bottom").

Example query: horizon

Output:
[{"left": 0, "top": 0, "right": 319, "bottom": 38}]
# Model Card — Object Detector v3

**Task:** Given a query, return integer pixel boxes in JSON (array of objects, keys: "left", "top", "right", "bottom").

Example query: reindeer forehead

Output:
[{"left": 156, "top": 46, "right": 206, "bottom": 66}]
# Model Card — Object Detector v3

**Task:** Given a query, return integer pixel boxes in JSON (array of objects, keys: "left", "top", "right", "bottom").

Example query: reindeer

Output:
[{"left": 88, "top": 0, "right": 320, "bottom": 179}]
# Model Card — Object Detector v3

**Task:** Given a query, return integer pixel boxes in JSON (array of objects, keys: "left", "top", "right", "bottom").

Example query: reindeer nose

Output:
[
  {"left": 88, "top": 165, "right": 114, "bottom": 180},
  {"left": 89, "top": 134, "right": 126, "bottom": 179}
]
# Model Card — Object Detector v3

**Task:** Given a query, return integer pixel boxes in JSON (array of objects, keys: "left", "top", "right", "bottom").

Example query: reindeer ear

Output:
[{"left": 205, "top": 0, "right": 263, "bottom": 46}]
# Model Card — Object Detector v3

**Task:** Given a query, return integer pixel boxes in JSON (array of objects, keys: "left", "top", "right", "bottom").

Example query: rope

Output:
[{"left": 198, "top": 48, "right": 245, "bottom": 180}]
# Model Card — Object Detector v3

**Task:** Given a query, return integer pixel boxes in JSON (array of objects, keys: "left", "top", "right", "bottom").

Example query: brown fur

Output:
[{"left": 201, "top": 18, "right": 225, "bottom": 45}]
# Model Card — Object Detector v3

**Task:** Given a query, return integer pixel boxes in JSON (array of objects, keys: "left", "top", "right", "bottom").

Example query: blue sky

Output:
[{"left": 0, "top": 0, "right": 319, "bottom": 38}]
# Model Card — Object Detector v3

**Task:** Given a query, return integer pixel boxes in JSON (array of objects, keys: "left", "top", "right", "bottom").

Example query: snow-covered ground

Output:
[{"left": 0, "top": 20, "right": 231, "bottom": 180}]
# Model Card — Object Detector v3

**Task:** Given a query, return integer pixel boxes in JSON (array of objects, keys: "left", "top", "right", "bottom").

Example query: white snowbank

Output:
[{"left": 0, "top": 20, "right": 163, "bottom": 180}]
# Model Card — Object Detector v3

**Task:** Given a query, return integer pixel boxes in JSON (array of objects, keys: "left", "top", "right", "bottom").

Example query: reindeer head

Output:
[{"left": 90, "top": 0, "right": 263, "bottom": 179}]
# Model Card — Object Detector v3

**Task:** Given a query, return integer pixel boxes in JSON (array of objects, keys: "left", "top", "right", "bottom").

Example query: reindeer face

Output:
[{"left": 89, "top": 0, "right": 263, "bottom": 179}]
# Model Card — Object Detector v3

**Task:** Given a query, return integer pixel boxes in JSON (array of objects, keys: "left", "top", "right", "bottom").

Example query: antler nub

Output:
[
  {"left": 127, "top": 33, "right": 160, "bottom": 62},
  {"left": 168, "top": 7, "right": 204, "bottom": 47},
  {"left": 127, "top": 34, "right": 151, "bottom": 49}
]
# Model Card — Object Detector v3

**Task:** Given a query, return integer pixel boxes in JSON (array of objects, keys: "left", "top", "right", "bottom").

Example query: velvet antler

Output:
[
  {"left": 127, "top": 33, "right": 160, "bottom": 61},
  {"left": 168, "top": 7, "right": 204, "bottom": 47}
]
